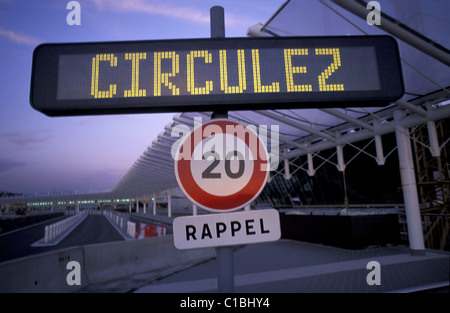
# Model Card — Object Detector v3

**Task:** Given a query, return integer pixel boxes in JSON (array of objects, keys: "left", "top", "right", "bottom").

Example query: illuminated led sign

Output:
[{"left": 30, "top": 36, "right": 403, "bottom": 116}]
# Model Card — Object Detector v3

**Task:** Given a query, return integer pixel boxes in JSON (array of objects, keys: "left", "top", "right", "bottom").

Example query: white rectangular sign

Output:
[{"left": 173, "top": 209, "right": 281, "bottom": 250}]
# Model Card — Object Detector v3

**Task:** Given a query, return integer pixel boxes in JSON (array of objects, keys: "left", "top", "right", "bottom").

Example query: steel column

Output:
[{"left": 394, "top": 110, "right": 425, "bottom": 255}]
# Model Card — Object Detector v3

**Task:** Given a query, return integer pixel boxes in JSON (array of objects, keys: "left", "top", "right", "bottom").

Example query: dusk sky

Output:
[{"left": 0, "top": 0, "right": 286, "bottom": 194}]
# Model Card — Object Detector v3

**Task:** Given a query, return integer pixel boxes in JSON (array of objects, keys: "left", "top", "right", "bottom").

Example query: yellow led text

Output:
[
  {"left": 219, "top": 49, "right": 246, "bottom": 94},
  {"left": 251, "top": 49, "right": 280, "bottom": 93},
  {"left": 284, "top": 48, "right": 312, "bottom": 92},
  {"left": 91, "top": 53, "right": 117, "bottom": 98},
  {"left": 124, "top": 52, "right": 147, "bottom": 97},
  {"left": 154, "top": 51, "right": 180, "bottom": 96},
  {"left": 316, "top": 48, "right": 344, "bottom": 92},
  {"left": 187, "top": 50, "right": 213, "bottom": 95}
]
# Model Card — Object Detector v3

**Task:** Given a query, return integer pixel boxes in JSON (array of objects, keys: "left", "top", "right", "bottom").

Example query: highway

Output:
[{"left": 0, "top": 214, "right": 124, "bottom": 263}]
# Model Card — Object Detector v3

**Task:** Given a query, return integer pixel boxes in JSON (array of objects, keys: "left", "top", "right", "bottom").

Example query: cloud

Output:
[
  {"left": 93, "top": 167, "right": 126, "bottom": 182},
  {"left": 0, "top": 158, "right": 26, "bottom": 173},
  {"left": 92, "top": 0, "right": 209, "bottom": 24},
  {"left": 1, "top": 130, "right": 51, "bottom": 149},
  {"left": 69, "top": 167, "right": 126, "bottom": 192},
  {"left": 0, "top": 26, "right": 40, "bottom": 46}
]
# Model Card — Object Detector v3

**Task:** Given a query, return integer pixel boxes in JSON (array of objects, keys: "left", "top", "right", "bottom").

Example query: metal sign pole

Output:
[
  {"left": 210, "top": 6, "right": 225, "bottom": 39},
  {"left": 216, "top": 245, "right": 235, "bottom": 293},
  {"left": 210, "top": 5, "right": 235, "bottom": 293}
]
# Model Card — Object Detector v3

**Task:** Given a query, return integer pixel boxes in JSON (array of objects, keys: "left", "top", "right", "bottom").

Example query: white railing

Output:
[
  {"left": 103, "top": 210, "right": 136, "bottom": 239},
  {"left": 127, "top": 221, "right": 136, "bottom": 238},
  {"left": 43, "top": 212, "right": 85, "bottom": 243}
]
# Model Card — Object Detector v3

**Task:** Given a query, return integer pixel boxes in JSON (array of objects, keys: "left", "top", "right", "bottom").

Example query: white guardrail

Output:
[
  {"left": 44, "top": 212, "right": 85, "bottom": 244},
  {"left": 102, "top": 210, "right": 136, "bottom": 239},
  {"left": 42, "top": 210, "right": 161, "bottom": 245},
  {"left": 127, "top": 220, "right": 136, "bottom": 238}
]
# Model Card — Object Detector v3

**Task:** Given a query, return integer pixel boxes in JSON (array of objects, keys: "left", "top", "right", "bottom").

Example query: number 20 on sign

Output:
[{"left": 174, "top": 119, "right": 270, "bottom": 212}]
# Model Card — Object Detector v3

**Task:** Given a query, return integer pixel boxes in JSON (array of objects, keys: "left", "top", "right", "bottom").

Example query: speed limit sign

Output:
[{"left": 174, "top": 119, "right": 269, "bottom": 212}]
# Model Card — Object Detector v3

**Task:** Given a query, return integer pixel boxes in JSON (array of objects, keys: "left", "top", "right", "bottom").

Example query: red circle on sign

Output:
[{"left": 174, "top": 119, "right": 269, "bottom": 212}]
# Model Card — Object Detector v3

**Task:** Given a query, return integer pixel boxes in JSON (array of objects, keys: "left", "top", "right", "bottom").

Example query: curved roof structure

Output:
[
  {"left": 1, "top": 0, "right": 449, "bottom": 206},
  {"left": 110, "top": 0, "right": 450, "bottom": 199}
]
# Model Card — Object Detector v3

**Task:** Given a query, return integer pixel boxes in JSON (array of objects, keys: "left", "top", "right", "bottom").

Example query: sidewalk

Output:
[{"left": 134, "top": 239, "right": 449, "bottom": 293}]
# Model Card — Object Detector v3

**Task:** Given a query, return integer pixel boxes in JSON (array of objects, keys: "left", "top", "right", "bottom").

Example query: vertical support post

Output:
[
  {"left": 210, "top": 6, "right": 225, "bottom": 38},
  {"left": 394, "top": 110, "right": 425, "bottom": 255},
  {"left": 136, "top": 199, "right": 139, "bottom": 213},
  {"left": 342, "top": 169, "right": 349, "bottom": 215},
  {"left": 427, "top": 120, "right": 441, "bottom": 157},
  {"left": 129, "top": 199, "right": 132, "bottom": 213},
  {"left": 51, "top": 224, "right": 55, "bottom": 241},
  {"left": 336, "top": 143, "right": 349, "bottom": 214},
  {"left": 336, "top": 145, "right": 346, "bottom": 172},
  {"left": 374, "top": 120, "right": 386, "bottom": 166},
  {"left": 153, "top": 193, "right": 157, "bottom": 215},
  {"left": 44, "top": 226, "right": 49, "bottom": 243},
  {"left": 284, "top": 158, "right": 291, "bottom": 180},
  {"left": 209, "top": 5, "right": 237, "bottom": 293},
  {"left": 167, "top": 189, "right": 172, "bottom": 218},
  {"left": 307, "top": 152, "right": 315, "bottom": 176},
  {"left": 375, "top": 135, "right": 386, "bottom": 165},
  {"left": 216, "top": 246, "right": 235, "bottom": 293},
  {"left": 210, "top": 5, "right": 235, "bottom": 293},
  {"left": 143, "top": 199, "right": 147, "bottom": 214}
]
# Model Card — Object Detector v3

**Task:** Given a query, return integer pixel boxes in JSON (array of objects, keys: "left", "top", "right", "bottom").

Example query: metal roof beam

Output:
[
  {"left": 152, "top": 139, "right": 173, "bottom": 150},
  {"left": 256, "top": 110, "right": 337, "bottom": 142},
  {"left": 396, "top": 99, "right": 428, "bottom": 117},
  {"left": 331, "top": 0, "right": 450, "bottom": 66},
  {"left": 320, "top": 108, "right": 375, "bottom": 132},
  {"left": 148, "top": 146, "right": 170, "bottom": 155}
]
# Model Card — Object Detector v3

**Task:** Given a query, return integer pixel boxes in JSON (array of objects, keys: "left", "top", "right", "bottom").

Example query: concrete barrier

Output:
[
  {"left": 0, "top": 246, "right": 86, "bottom": 293},
  {"left": 83, "top": 235, "right": 215, "bottom": 285},
  {"left": 0, "top": 235, "right": 216, "bottom": 292}
]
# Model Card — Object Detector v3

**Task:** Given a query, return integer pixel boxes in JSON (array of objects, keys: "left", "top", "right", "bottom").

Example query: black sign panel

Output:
[{"left": 30, "top": 36, "right": 404, "bottom": 116}]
